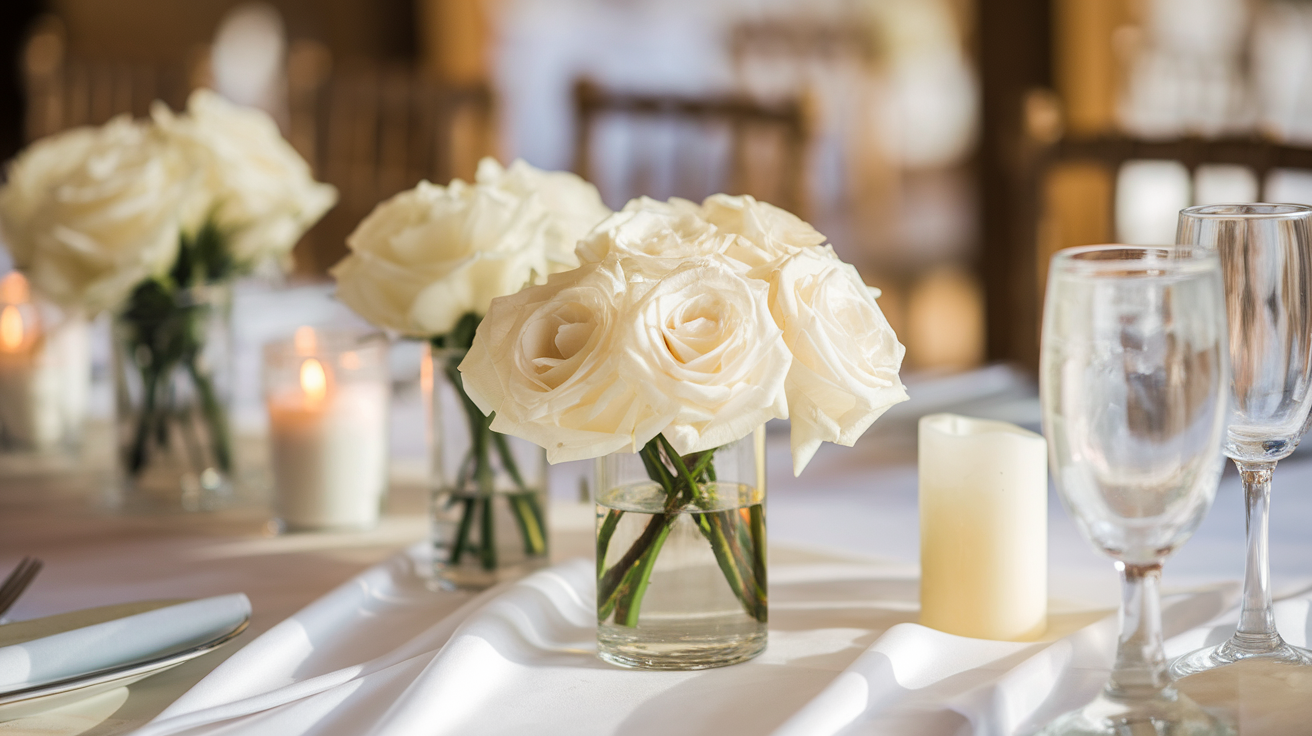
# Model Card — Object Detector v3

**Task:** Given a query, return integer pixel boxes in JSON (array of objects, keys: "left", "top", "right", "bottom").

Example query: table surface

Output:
[{"left": 4, "top": 384, "right": 1312, "bottom": 734}]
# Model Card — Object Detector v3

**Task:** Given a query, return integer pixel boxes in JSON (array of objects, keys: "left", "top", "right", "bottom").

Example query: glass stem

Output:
[
  {"left": 1234, "top": 461, "right": 1281, "bottom": 651},
  {"left": 1106, "top": 561, "right": 1170, "bottom": 702}
]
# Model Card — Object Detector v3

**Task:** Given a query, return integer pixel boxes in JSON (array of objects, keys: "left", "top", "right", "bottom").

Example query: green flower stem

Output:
[
  {"left": 617, "top": 521, "right": 674, "bottom": 627},
  {"left": 450, "top": 496, "right": 478, "bottom": 564},
  {"left": 596, "top": 509, "right": 624, "bottom": 577},
  {"left": 479, "top": 494, "right": 496, "bottom": 571},
  {"left": 509, "top": 492, "right": 547, "bottom": 556},
  {"left": 597, "top": 434, "right": 766, "bottom": 627},
  {"left": 749, "top": 505, "right": 768, "bottom": 604},
  {"left": 185, "top": 358, "right": 232, "bottom": 472},
  {"left": 439, "top": 337, "right": 547, "bottom": 572},
  {"left": 597, "top": 511, "right": 674, "bottom": 613},
  {"left": 127, "top": 366, "right": 161, "bottom": 475}
]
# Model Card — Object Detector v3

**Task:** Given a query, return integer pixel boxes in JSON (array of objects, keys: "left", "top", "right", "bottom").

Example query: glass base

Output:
[
  {"left": 1171, "top": 636, "right": 1312, "bottom": 678},
  {"left": 597, "top": 622, "right": 766, "bottom": 670},
  {"left": 1036, "top": 690, "right": 1233, "bottom": 736},
  {"left": 428, "top": 556, "right": 549, "bottom": 592},
  {"left": 111, "top": 467, "right": 234, "bottom": 513}
]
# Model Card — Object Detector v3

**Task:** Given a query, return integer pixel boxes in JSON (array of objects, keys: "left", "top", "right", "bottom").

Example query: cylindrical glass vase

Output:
[
  {"left": 112, "top": 284, "right": 234, "bottom": 511},
  {"left": 594, "top": 426, "right": 767, "bottom": 670},
  {"left": 426, "top": 346, "right": 549, "bottom": 590}
]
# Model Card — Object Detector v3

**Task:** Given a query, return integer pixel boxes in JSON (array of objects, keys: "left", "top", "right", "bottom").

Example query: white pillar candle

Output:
[
  {"left": 268, "top": 355, "right": 389, "bottom": 530},
  {"left": 918, "top": 413, "right": 1048, "bottom": 641},
  {"left": 0, "top": 274, "right": 89, "bottom": 451}
]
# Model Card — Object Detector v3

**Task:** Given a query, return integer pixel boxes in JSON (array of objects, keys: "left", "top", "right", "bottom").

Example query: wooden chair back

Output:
[
  {"left": 573, "top": 79, "right": 807, "bottom": 215},
  {"left": 295, "top": 64, "right": 494, "bottom": 271}
]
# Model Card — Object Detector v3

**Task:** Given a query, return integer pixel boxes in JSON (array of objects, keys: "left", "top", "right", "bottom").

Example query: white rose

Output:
[
  {"left": 767, "top": 246, "right": 908, "bottom": 474},
  {"left": 459, "top": 257, "right": 670, "bottom": 462},
  {"left": 623, "top": 257, "right": 791, "bottom": 455},
  {"left": 0, "top": 116, "right": 190, "bottom": 312},
  {"left": 332, "top": 178, "right": 551, "bottom": 338},
  {"left": 700, "top": 193, "right": 827, "bottom": 268},
  {"left": 0, "top": 126, "right": 99, "bottom": 265},
  {"left": 576, "top": 197, "right": 735, "bottom": 274},
  {"left": 154, "top": 89, "right": 337, "bottom": 265},
  {"left": 475, "top": 158, "right": 610, "bottom": 270}
]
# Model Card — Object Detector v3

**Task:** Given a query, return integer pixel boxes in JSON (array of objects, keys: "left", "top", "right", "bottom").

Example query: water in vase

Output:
[{"left": 595, "top": 480, "right": 766, "bottom": 669}]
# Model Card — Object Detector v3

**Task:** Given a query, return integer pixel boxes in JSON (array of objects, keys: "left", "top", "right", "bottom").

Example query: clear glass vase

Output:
[
  {"left": 426, "top": 346, "right": 549, "bottom": 590},
  {"left": 112, "top": 284, "right": 234, "bottom": 511},
  {"left": 594, "top": 426, "right": 767, "bottom": 670}
]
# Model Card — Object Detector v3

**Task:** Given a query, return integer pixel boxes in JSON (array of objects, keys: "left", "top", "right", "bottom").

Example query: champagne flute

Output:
[
  {"left": 1171, "top": 203, "right": 1312, "bottom": 676},
  {"left": 1039, "top": 245, "right": 1231, "bottom": 736}
]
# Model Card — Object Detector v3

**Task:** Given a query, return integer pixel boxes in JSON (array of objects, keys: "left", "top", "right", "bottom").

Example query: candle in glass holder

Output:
[
  {"left": 0, "top": 273, "right": 89, "bottom": 451},
  {"left": 265, "top": 328, "right": 389, "bottom": 530},
  {"left": 918, "top": 413, "right": 1047, "bottom": 641}
]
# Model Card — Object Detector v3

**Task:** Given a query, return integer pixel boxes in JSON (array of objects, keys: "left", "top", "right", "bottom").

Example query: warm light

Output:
[
  {"left": 340, "top": 351, "right": 361, "bottom": 371},
  {"left": 0, "top": 306, "right": 24, "bottom": 352},
  {"left": 294, "top": 326, "right": 317, "bottom": 355},
  {"left": 0, "top": 273, "right": 30, "bottom": 305},
  {"left": 300, "top": 358, "right": 327, "bottom": 403},
  {"left": 419, "top": 350, "right": 433, "bottom": 395}
]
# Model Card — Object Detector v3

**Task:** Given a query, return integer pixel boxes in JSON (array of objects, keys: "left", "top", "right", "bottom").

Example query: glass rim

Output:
[
  {"left": 1179, "top": 203, "right": 1312, "bottom": 221},
  {"left": 1050, "top": 244, "right": 1218, "bottom": 276},
  {"left": 262, "top": 328, "right": 387, "bottom": 361}
]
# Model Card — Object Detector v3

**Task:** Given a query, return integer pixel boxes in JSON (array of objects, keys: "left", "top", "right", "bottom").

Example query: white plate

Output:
[{"left": 0, "top": 600, "right": 249, "bottom": 720}]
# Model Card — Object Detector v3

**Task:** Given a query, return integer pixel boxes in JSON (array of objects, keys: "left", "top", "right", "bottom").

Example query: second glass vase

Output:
[
  {"left": 426, "top": 346, "right": 549, "bottom": 590},
  {"left": 594, "top": 426, "right": 767, "bottom": 670},
  {"left": 112, "top": 284, "right": 234, "bottom": 511}
]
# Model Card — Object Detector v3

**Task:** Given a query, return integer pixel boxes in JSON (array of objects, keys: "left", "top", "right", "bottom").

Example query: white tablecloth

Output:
[{"left": 5, "top": 411, "right": 1312, "bottom": 734}]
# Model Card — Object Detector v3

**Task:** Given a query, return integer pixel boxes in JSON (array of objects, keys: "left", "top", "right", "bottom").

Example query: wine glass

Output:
[
  {"left": 1039, "top": 245, "right": 1232, "bottom": 736},
  {"left": 1171, "top": 203, "right": 1312, "bottom": 677}
]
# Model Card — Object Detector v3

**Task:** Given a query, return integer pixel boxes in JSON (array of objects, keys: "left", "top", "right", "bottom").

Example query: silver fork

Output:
[{"left": 0, "top": 556, "right": 42, "bottom": 620}]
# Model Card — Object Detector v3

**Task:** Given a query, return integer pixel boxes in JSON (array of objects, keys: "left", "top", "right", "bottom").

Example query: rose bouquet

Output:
[
  {"left": 0, "top": 89, "right": 336, "bottom": 497},
  {"left": 332, "top": 158, "right": 611, "bottom": 582},
  {"left": 460, "top": 194, "right": 907, "bottom": 652}
]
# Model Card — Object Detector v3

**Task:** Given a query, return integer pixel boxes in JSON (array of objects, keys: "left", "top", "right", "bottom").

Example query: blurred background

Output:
[{"left": 3, "top": 0, "right": 1312, "bottom": 377}]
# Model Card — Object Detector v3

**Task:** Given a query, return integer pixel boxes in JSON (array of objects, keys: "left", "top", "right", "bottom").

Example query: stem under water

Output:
[
  {"left": 438, "top": 338, "right": 548, "bottom": 573},
  {"left": 596, "top": 435, "right": 767, "bottom": 627}
]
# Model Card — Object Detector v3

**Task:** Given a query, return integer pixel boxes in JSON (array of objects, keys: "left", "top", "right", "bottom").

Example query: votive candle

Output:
[
  {"left": 0, "top": 273, "right": 89, "bottom": 451},
  {"left": 264, "top": 328, "right": 389, "bottom": 530}
]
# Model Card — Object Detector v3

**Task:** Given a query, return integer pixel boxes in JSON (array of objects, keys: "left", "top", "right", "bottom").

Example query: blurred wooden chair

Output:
[
  {"left": 1031, "top": 134, "right": 1312, "bottom": 242},
  {"left": 292, "top": 62, "right": 494, "bottom": 272},
  {"left": 728, "top": 19, "right": 878, "bottom": 79},
  {"left": 20, "top": 21, "right": 194, "bottom": 142},
  {"left": 999, "top": 94, "right": 1312, "bottom": 371},
  {"left": 572, "top": 79, "right": 807, "bottom": 216}
]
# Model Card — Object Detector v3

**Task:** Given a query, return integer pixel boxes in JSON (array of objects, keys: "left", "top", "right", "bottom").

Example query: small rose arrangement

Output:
[
  {"left": 332, "top": 157, "right": 612, "bottom": 572},
  {"left": 459, "top": 194, "right": 907, "bottom": 624},
  {"left": 0, "top": 89, "right": 337, "bottom": 479},
  {"left": 461, "top": 194, "right": 909, "bottom": 474}
]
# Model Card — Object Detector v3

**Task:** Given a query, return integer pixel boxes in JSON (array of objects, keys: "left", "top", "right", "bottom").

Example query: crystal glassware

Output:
[
  {"left": 1171, "top": 203, "right": 1312, "bottom": 676},
  {"left": 1038, "top": 245, "right": 1232, "bottom": 736}
]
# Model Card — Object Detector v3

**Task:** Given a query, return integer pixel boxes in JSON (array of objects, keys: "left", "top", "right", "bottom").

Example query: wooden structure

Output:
[
  {"left": 572, "top": 80, "right": 808, "bottom": 215},
  {"left": 19, "top": 30, "right": 494, "bottom": 274},
  {"left": 297, "top": 64, "right": 493, "bottom": 271}
]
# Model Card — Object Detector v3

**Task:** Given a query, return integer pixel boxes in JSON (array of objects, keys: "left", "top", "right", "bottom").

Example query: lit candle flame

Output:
[
  {"left": 0, "top": 306, "right": 24, "bottom": 352},
  {"left": 300, "top": 358, "right": 327, "bottom": 403}
]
